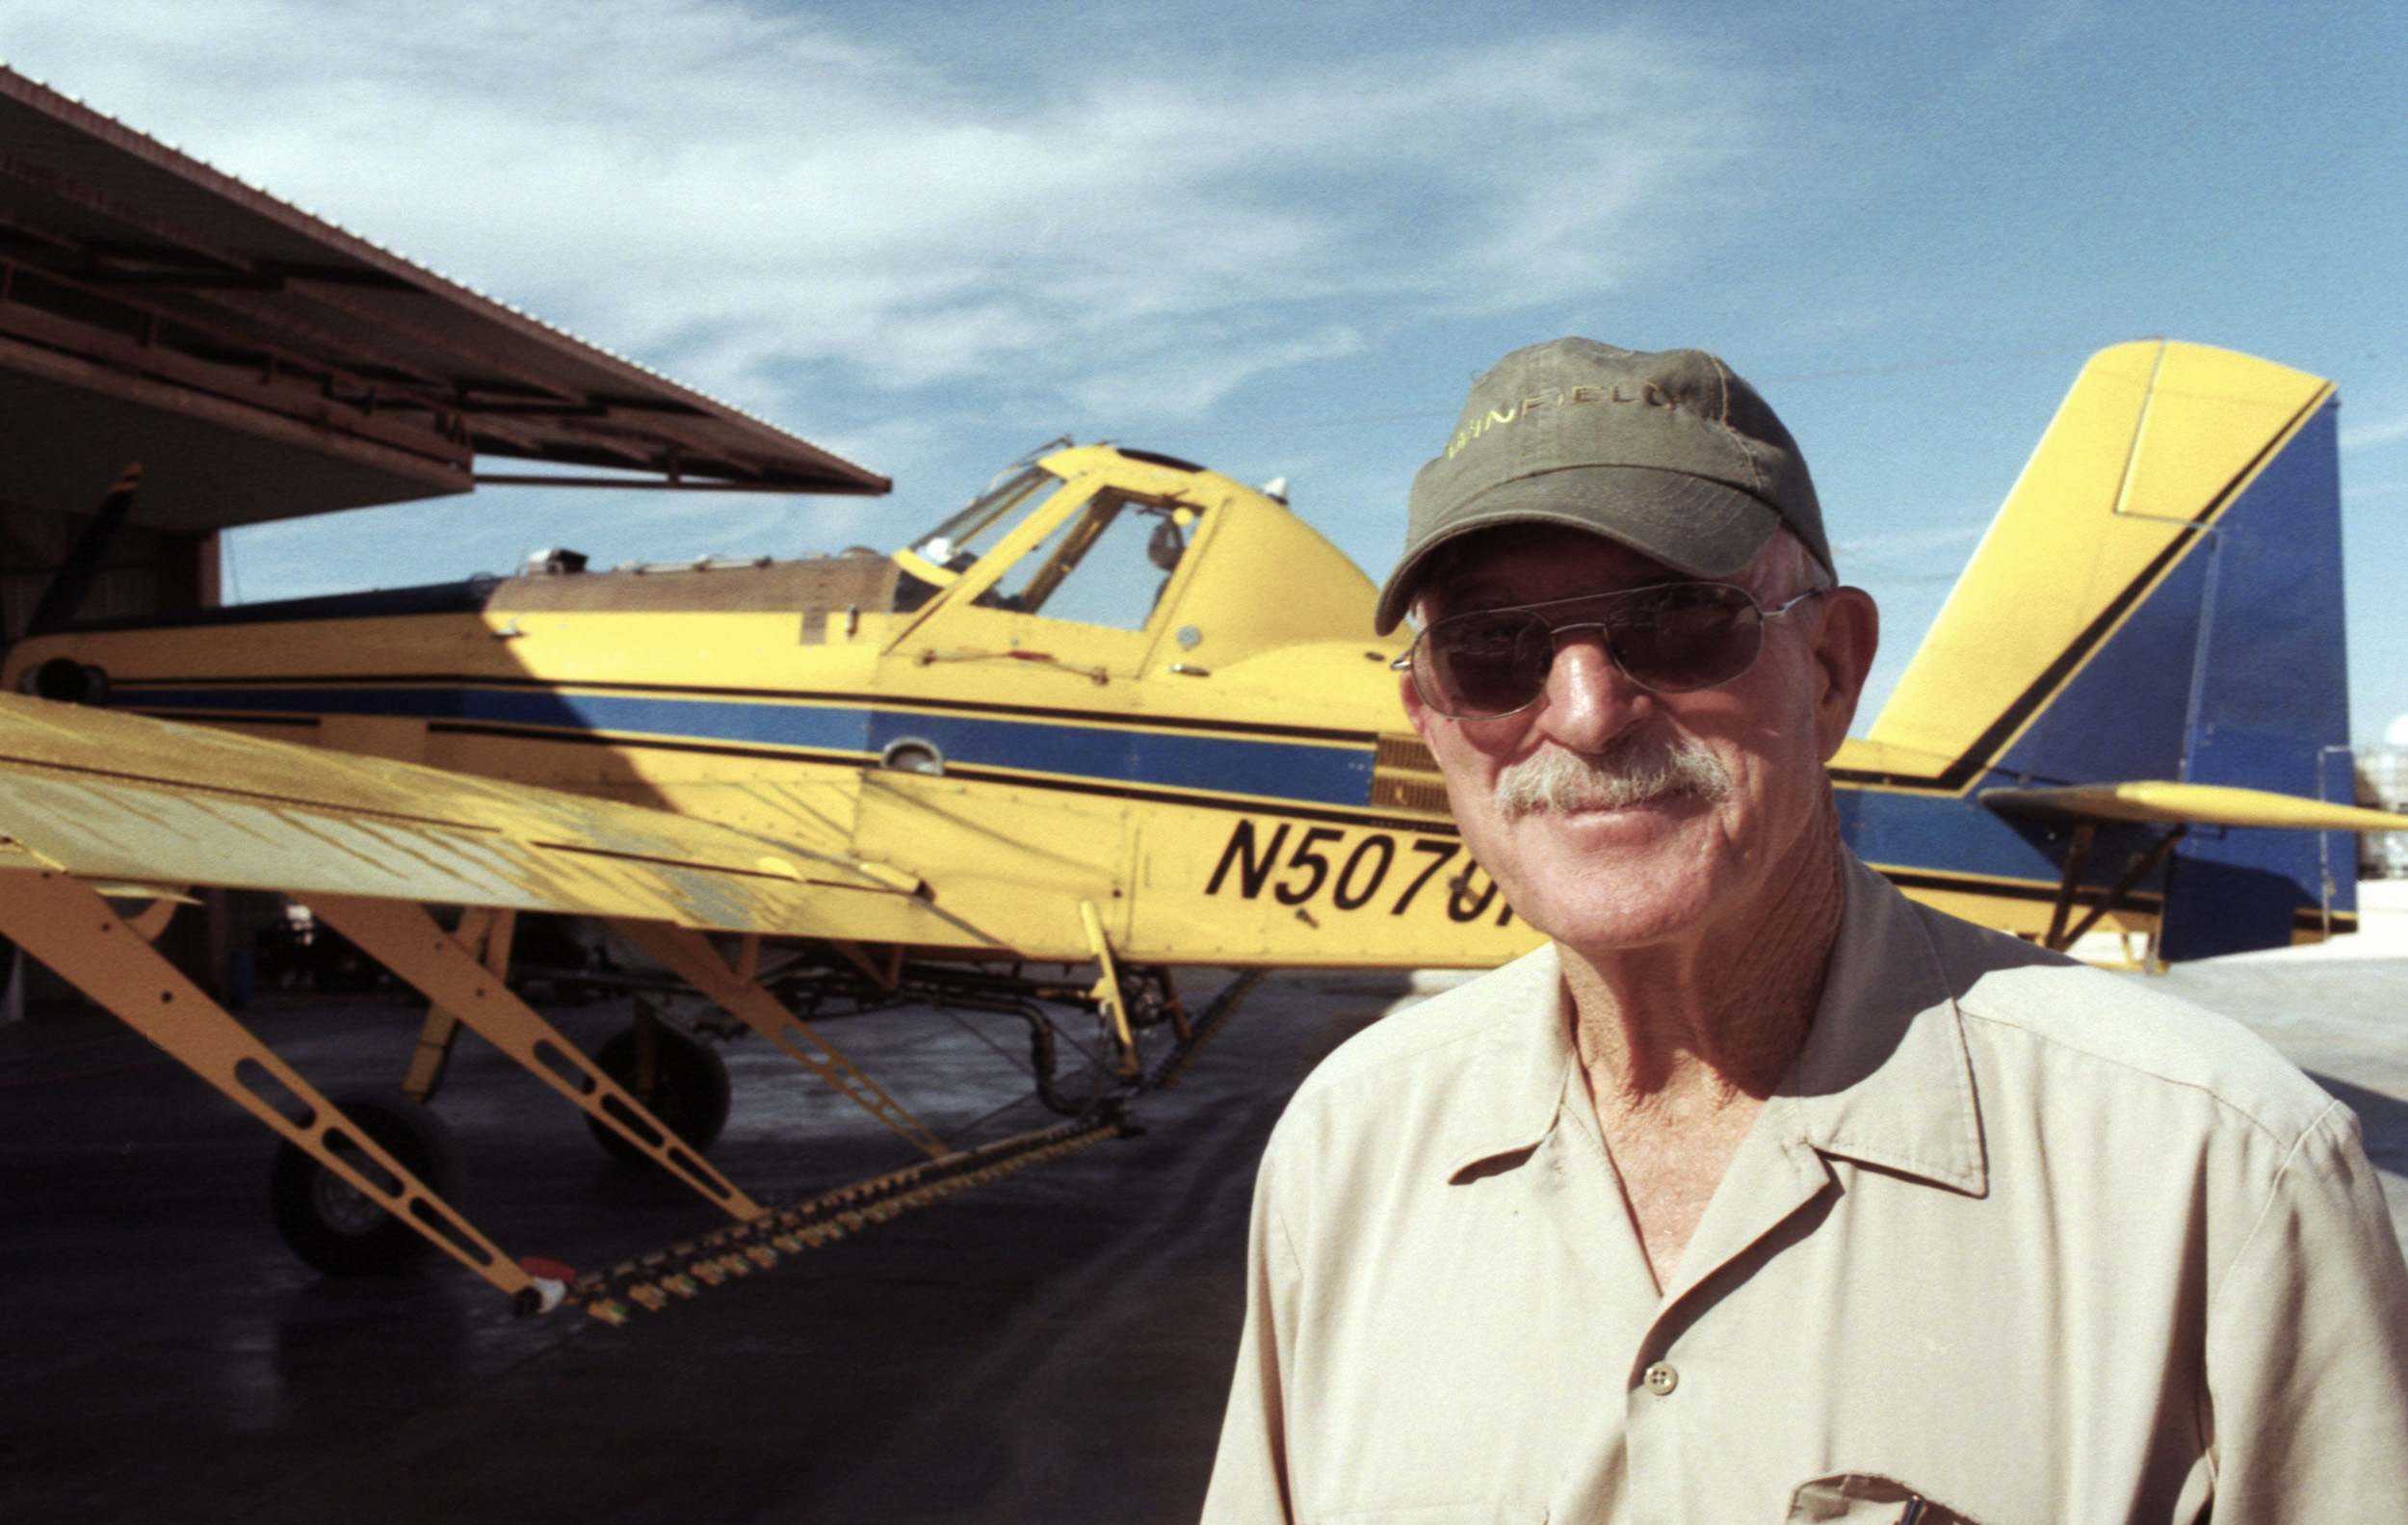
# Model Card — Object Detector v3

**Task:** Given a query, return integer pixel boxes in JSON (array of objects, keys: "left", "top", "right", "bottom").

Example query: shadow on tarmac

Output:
[
  {"left": 0, "top": 973, "right": 1397, "bottom": 1524},
  {"left": 2309, "top": 1071, "right": 2408, "bottom": 1176}
]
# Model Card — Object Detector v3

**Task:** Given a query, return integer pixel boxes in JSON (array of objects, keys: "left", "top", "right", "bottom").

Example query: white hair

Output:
[{"left": 1753, "top": 528, "right": 1835, "bottom": 602}]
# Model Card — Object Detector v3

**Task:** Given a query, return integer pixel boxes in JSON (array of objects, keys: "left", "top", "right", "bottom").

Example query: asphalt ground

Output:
[
  {"left": 2, "top": 953, "right": 2404, "bottom": 1524},
  {"left": 0, "top": 968, "right": 1400, "bottom": 1524}
]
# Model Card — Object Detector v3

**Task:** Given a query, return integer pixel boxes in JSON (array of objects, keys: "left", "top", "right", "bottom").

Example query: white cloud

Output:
[
  {"left": 0, "top": 1, "right": 1767, "bottom": 423},
  {"left": 2342, "top": 413, "right": 2408, "bottom": 453},
  {"left": 1830, "top": 521, "right": 1989, "bottom": 561}
]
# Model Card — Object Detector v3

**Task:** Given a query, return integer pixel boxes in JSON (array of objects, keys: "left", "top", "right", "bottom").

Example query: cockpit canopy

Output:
[{"left": 894, "top": 459, "right": 1197, "bottom": 630}]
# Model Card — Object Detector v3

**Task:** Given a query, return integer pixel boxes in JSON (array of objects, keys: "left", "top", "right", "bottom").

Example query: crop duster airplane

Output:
[{"left": 4, "top": 335, "right": 2396, "bottom": 1321}]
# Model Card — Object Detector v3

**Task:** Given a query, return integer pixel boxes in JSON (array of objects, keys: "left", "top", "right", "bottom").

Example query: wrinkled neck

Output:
[{"left": 1562, "top": 797, "right": 1847, "bottom": 1107}]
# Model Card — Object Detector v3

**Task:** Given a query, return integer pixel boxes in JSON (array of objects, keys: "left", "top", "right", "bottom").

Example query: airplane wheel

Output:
[
  {"left": 584, "top": 1024, "right": 731, "bottom": 1164},
  {"left": 270, "top": 1092, "right": 461, "bottom": 1276}
]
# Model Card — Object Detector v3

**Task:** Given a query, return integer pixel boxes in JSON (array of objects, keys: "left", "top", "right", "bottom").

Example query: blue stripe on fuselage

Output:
[
  {"left": 111, "top": 685, "right": 1378, "bottom": 807},
  {"left": 857, "top": 710, "right": 1369, "bottom": 804}
]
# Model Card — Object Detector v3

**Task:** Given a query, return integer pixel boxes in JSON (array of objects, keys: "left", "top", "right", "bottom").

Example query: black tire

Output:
[
  {"left": 270, "top": 1092, "right": 462, "bottom": 1276},
  {"left": 584, "top": 1023, "right": 731, "bottom": 1164}
]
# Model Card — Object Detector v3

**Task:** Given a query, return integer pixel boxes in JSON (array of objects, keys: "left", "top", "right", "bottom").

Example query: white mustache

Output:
[{"left": 1492, "top": 736, "right": 1734, "bottom": 820}]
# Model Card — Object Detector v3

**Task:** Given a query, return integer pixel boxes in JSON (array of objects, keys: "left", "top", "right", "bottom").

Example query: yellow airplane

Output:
[{"left": 3, "top": 338, "right": 2396, "bottom": 1322}]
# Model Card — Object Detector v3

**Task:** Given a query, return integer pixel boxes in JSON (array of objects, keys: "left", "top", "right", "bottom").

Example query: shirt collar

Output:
[
  {"left": 1769, "top": 854, "right": 1987, "bottom": 1197},
  {"left": 1438, "top": 853, "right": 1986, "bottom": 1198},
  {"left": 1441, "top": 941, "right": 1574, "bottom": 1181}
]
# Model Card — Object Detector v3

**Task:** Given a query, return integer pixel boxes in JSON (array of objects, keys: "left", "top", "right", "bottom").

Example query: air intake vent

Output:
[{"left": 1371, "top": 731, "right": 1450, "bottom": 817}]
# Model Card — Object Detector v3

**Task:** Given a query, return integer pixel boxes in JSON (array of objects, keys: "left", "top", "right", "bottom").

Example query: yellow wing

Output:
[
  {"left": 0, "top": 693, "right": 999, "bottom": 945},
  {"left": 1980, "top": 780, "right": 2408, "bottom": 833}
]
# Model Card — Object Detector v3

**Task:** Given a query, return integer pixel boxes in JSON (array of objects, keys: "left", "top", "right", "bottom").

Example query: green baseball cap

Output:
[{"left": 1374, "top": 338, "right": 1832, "bottom": 634}]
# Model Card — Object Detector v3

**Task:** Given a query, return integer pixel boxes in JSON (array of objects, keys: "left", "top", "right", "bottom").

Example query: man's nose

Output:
[{"left": 1531, "top": 629, "right": 1651, "bottom": 751}]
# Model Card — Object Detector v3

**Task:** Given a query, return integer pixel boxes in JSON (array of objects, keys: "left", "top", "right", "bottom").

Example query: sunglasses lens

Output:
[
  {"left": 1415, "top": 583, "right": 1771, "bottom": 717},
  {"left": 1417, "top": 611, "right": 1553, "bottom": 719},
  {"left": 1608, "top": 584, "right": 1762, "bottom": 693}
]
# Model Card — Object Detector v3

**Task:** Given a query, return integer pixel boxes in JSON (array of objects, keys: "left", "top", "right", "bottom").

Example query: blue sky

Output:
[{"left": 4, "top": 1, "right": 2404, "bottom": 734}]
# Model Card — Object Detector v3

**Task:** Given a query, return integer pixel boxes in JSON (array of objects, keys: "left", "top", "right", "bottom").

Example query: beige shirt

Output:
[{"left": 1202, "top": 856, "right": 2408, "bottom": 1523}]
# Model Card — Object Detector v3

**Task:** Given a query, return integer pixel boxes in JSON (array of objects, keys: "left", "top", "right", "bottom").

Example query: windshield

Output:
[
  {"left": 981, "top": 491, "right": 1196, "bottom": 629},
  {"left": 903, "top": 464, "right": 1061, "bottom": 574}
]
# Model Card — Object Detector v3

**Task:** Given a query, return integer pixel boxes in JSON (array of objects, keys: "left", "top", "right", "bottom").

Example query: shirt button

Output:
[{"left": 1643, "top": 1361, "right": 1678, "bottom": 1396}]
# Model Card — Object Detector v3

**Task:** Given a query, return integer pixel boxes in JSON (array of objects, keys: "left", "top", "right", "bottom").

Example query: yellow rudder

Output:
[{"left": 1864, "top": 342, "right": 2333, "bottom": 780}]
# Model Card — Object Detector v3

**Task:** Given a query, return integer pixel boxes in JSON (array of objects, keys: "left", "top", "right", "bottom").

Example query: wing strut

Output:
[
  {"left": 0, "top": 868, "right": 543, "bottom": 1305},
  {"left": 2042, "top": 826, "right": 2188, "bottom": 954},
  {"left": 402, "top": 907, "right": 511, "bottom": 1102},
  {"left": 609, "top": 919, "right": 949, "bottom": 1159},
  {"left": 308, "top": 895, "right": 765, "bottom": 1219}
]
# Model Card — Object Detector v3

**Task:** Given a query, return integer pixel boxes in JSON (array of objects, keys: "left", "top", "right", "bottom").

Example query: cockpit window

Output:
[
  {"left": 905, "top": 464, "right": 1061, "bottom": 574},
  {"left": 982, "top": 491, "right": 1198, "bottom": 630},
  {"left": 892, "top": 463, "right": 1064, "bottom": 613}
]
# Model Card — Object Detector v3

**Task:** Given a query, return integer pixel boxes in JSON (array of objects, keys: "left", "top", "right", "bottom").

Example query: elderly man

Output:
[{"left": 1201, "top": 339, "right": 2408, "bottom": 1523}]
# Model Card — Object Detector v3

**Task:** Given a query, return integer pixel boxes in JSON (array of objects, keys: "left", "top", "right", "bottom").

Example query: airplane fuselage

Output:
[{"left": 11, "top": 448, "right": 1541, "bottom": 969}]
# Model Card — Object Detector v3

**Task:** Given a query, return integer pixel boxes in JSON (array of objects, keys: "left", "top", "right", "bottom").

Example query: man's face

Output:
[{"left": 1400, "top": 525, "right": 1878, "bottom": 959}]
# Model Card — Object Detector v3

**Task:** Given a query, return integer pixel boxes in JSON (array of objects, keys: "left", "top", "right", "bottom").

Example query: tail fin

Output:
[{"left": 1834, "top": 341, "right": 2349, "bottom": 960}]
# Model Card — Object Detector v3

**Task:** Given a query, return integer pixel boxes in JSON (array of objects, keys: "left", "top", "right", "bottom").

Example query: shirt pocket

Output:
[
  {"left": 1317, "top": 1509, "right": 1547, "bottom": 1524},
  {"left": 1788, "top": 1474, "right": 1983, "bottom": 1525}
]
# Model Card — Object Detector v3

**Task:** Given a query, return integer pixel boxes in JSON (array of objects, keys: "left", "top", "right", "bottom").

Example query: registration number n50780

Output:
[{"left": 1202, "top": 819, "right": 1512, "bottom": 926}]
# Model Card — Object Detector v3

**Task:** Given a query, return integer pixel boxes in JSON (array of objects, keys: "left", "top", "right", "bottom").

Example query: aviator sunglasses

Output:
[{"left": 1394, "top": 581, "right": 1825, "bottom": 721}]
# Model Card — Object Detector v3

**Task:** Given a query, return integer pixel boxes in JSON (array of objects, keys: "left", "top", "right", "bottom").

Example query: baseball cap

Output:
[{"left": 1374, "top": 338, "right": 1832, "bottom": 634}]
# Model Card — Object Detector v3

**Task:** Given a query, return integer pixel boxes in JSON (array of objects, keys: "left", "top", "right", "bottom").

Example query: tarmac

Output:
[
  {"left": 2, "top": 932, "right": 2405, "bottom": 1524},
  {"left": 0, "top": 966, "right": 1402, "bottom": 1524}
]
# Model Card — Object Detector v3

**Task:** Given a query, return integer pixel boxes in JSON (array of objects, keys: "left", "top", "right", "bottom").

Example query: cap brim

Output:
[{"left": 1373, "top": 464, "right": 1783, "bottom": 633}]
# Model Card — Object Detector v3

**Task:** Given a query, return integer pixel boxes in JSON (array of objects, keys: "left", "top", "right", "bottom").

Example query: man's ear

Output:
[{"left": 1810, "top": 587, "right": 1880, "bottom": 760}]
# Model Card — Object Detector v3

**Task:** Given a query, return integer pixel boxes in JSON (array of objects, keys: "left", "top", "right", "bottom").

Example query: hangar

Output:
[{"left": 0, "top": 64, "right": 885, "bottom": 998}]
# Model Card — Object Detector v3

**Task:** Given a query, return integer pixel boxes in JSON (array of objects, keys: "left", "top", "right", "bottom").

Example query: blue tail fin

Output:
[{"left": 1833, "top": 341, "right": 2349, "bottom": 960}]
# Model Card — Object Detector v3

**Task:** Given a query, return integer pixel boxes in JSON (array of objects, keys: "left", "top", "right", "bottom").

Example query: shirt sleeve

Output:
[
  {"left": 1200, "top": 1140, "right": 1302, "bottom": 1524},
  {"left": 2203, "top": 1099, "right": 2408, "bottom": 1517}
]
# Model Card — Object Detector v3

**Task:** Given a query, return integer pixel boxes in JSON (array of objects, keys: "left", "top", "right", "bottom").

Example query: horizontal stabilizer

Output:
[
  {"left": 1980, "top": 780, "right": 2404, "bottom": 833},
  {"left": 0, "top": 694, "right": 995, "bottom": 943}
]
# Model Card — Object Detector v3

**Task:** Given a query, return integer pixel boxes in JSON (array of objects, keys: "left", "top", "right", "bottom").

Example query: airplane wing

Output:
[
  {"left": 0, "top": 692, "right": 998, "bottom": 945},
  {"left": 1980, "top": 780, "right": 2408, "bottom": 833}
]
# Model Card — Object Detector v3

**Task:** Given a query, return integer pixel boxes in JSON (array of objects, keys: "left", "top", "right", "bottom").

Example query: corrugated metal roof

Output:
[{"left": 0, "top": 66, "right": 887, "bottom": 532}]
